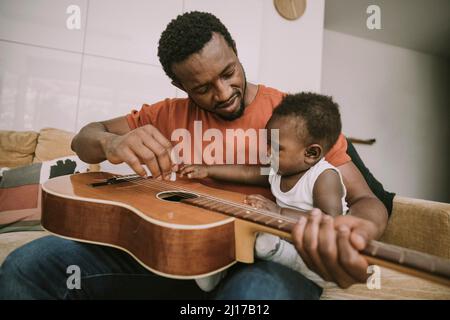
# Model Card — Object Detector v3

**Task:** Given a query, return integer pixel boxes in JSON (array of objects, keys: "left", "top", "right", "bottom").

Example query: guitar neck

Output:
[{"left": 181, "top": 195, "right": 450, "bottom": 287}]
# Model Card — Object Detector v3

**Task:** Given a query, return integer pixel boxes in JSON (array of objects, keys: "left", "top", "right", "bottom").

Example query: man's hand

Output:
[
  {"left": 179, "top": 165, "right": 210, "bottom": 179},
  {"left": 244, "top": 194, "right": 281, "bottom": 214},
  {"left": 102, "top": 124, "right": 175, "bottom": 179},
  {"left": 291, "top": 209, "right": 379, "bottom": 288}
]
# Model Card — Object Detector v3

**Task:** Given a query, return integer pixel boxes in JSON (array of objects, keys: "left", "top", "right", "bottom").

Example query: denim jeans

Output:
[{"left": 0, "top": 236, "right": 322, "bottom": 300}]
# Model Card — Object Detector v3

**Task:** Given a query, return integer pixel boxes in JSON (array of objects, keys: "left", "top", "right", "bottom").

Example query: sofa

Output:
[{"left": 0, "top": 128, "right": 449, "bottom": 299}]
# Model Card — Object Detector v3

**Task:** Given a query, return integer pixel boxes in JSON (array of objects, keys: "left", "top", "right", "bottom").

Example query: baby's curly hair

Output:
[
  {"left": 158, "top": 11, "right": 237, "bottom": 82},
  {"left": 271, "top": 92, "right": 342, "bottom": 152}
]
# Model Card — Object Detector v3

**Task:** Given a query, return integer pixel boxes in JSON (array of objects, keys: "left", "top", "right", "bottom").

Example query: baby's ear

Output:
[{"left": 304, "top": 144, "right": 323, "bottom": 164}]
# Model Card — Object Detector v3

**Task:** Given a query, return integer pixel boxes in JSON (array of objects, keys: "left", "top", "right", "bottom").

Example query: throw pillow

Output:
[
  {"left": 0, "top": 155, "right": 91, "bottom": 233},
  {"left": 33, "top": 128, "right": 76, "bottom": 163},
  {"left": 0, "top": 130, "right": 38, "bottom": 167}
]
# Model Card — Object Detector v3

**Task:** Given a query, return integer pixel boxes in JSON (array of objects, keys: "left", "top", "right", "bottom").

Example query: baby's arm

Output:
[
  {"left": 312, "top": 169, "right": 344, "bottom": 216},
  {"left": 180, "top": 164, "right": 270, "bottom": 187}
]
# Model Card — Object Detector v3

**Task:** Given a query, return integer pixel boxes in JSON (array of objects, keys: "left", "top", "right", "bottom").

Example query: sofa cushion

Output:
[
  {"left": 381, "top": 196, "right": 450, "bottom": 259},
  {"left": 321, "top": 266, "right": 450, "bottom": 300},
  {"left": 33, "top": 128, "right": 76, "bottom": 163},
  {"left": 0, "top": 130, "right": 38, "bottom": 168},
  {"left": 0, "top": 155, "right": 91, "bottom": 233}
]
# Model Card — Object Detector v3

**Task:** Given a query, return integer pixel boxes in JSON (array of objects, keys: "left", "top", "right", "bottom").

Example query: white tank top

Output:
[{"left": 268, "top": 158, "right": 348, "bottom": 214}]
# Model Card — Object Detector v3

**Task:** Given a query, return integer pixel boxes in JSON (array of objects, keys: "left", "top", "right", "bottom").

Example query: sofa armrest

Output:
[{"left": 380, "top": 196, "right": 450, "bottom": 259}]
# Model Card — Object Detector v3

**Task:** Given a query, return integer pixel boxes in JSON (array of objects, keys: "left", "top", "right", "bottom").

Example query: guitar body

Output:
[
  {"left": 42, "top": 172, "right": 269, "bottom": 279},
  {"left": 42, "top": 172, "right": 450, "bottom": 286}
]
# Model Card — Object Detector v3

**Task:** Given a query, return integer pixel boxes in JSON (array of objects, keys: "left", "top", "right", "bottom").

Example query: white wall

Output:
[
  {"left": 258, "top": 0, "right": 325, "bottom": 93},
  {"left": 0, "top": 0, "right": 325, "bottom": 132},
  {"left": 321, "top": 30, "right": 450, "bottom": 202}
]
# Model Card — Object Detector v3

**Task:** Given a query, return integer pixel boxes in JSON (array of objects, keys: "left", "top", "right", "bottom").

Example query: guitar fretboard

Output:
[
  {"left": 182, "top": 195, "right": 295, "bottom": 233},
  {"left": 182, "top": 194, "right": 450, "bottom": 280}
]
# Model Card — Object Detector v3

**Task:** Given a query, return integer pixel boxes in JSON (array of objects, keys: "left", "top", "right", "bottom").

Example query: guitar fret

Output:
[
  {"left": 242, "top": 211, "right": 253, "bottom": 219},
  {"left": 277, "top": 222, "right": 287, "bottom": 229},
  {"left": 193, "top": 197, "right": 209, "bottom": 204},
  {"left": 399, "top": 251, "right": 405, "bottom": 264},
  {"left": 190, "top": 197, "right": 260, "bottom": 221},
  {"left": 227, "top": 208, "right": 244, "bottom": 217},
  {"left": 233, "top": 208, "right": 251, "bottom": 217},
  {"left": 252, "top": 214, "right": 265, "bottom": 222},
  {"left": 264, "top": 217, "right": 276, "bottom": 224},
  {"left": 371, "top": 244, "right": 379, "bottom": 256}
]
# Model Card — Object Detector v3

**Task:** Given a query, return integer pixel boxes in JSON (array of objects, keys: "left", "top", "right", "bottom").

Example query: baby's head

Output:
[{"left": 266, "top": 92, "right": 342, "bottom": 176}]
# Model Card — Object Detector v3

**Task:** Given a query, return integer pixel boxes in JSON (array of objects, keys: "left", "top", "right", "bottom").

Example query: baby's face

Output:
[{"left": 266, "top": 117, "right": 311, "bottom": 176}]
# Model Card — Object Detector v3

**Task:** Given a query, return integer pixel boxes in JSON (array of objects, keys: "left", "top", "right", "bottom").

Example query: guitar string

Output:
[
  {"left": 125, "top": 177, "right": 299, "bottom": 225},
  {"left": 137, "top": 177, "right": 297, "bottom": 220},
  {"left": 114, "top": 175, "right": 299, "bottom": 225}
]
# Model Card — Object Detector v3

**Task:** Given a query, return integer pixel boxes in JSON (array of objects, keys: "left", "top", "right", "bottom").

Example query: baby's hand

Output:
[
  {"left": 179, "top": 165, "right": 209, "bottom": 179},
  {"left": 245, "top": 194, "right": 281, "bottom": 214}
]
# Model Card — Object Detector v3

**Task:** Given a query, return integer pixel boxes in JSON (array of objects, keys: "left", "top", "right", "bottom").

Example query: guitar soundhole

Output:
[{"left": 156, "top": 191, "right": 198, "bottom": 203}]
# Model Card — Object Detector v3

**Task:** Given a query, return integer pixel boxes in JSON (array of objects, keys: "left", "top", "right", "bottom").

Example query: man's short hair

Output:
[
  {"left": 158, "top": 11, "right": 237, "bottom": 82},
  {"left": 271, "top": 92, "right": 342, "bottom": 151}
]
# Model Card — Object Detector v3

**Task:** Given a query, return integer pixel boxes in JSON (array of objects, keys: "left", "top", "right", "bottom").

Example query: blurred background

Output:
[{"left": 0, "top": 0, "right": 448, "bottom": 202}]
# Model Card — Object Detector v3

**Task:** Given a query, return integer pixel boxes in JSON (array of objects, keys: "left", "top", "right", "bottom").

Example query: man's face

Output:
[{"left": 171, "top": 33, "right": 247, "bottom": 121}]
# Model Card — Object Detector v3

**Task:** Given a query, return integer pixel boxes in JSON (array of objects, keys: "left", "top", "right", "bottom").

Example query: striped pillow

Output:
[{"left": 0, "top": 156, "right": 90, "bottom": 233}]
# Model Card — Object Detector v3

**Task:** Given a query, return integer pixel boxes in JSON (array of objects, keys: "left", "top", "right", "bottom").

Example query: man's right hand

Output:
[{"left": 102, "top": 124, "right": 176, "bottom": 179}]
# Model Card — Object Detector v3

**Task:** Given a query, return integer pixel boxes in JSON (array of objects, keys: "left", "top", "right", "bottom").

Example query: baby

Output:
[{"left": 181, "top": 92, "right": 348, "bottom": 291}]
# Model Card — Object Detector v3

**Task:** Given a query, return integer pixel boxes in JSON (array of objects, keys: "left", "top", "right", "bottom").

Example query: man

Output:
[{"left": 0, "top": 11, "right": 388, "bottom": 299}]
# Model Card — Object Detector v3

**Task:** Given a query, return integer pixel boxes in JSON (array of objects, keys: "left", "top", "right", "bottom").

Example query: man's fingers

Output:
[
  {"left": 135, "top": 144, "right": 161, "bottom": 179},
  {"left": 139, "top": 132, "right": 172, "bottom": 179},
  {"left": 350, "top": 231, "right": 367, "bottom": 251},
  {"left": 292, "top": 216, "right": 315, "bottom": 272},
  {"left": 318, "top": 216, "right": 357, "bottom": 288},
  {"left": 122, "top": 149, "right": 148, "bottom": 178},
  {"left": 303, "top": 210, "right": 333, "bottom": 281},
  {"left": 337, "top": 225, "right": 369, "bottom": 283},
  {"left": 334, "top": 215, "right": 370, "bottom": 251},
  {"left": 145, "top": 126, "right": 176, "bottom": 172}
]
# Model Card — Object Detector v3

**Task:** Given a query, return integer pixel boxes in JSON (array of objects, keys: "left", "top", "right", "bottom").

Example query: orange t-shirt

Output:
[{"left": 127, "top": 85, "right": 350, "bottom": 199}]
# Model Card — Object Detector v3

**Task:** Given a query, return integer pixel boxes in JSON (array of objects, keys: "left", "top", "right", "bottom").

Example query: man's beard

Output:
[
  {"left": 214, "top": 69, "right": 248, "bottom": 121},
  {"left": 218, "top": 92, "right": 245, "bottom": 121}
]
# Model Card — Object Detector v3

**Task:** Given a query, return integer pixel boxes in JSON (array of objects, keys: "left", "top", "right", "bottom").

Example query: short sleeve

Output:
[
  {"left": 126, "top": 99, "right": 172, "bottom": 130},
  {"left": 324, "top": 134, "right": 351, "bottom": 167},
  {"left": 126, "top": 104, "right": 155, "bottom": 130}
]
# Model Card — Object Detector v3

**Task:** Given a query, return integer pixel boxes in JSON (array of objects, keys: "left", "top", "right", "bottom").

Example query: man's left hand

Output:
[{"left": 291, "top": 208, "right": 380, "bottom": 288}]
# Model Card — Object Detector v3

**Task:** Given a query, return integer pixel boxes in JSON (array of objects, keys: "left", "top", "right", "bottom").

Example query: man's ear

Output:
[
  {"left": 304, "top": 144, "right": 323, "bottom": 164},
  {"left": 171, "top": 80, "right": 185, "bottom": 92}
]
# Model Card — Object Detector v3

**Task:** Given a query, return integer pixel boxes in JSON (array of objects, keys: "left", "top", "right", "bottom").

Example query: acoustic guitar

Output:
[{"left": 41, "top": 172, "right": 450, "bottom": 287}]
